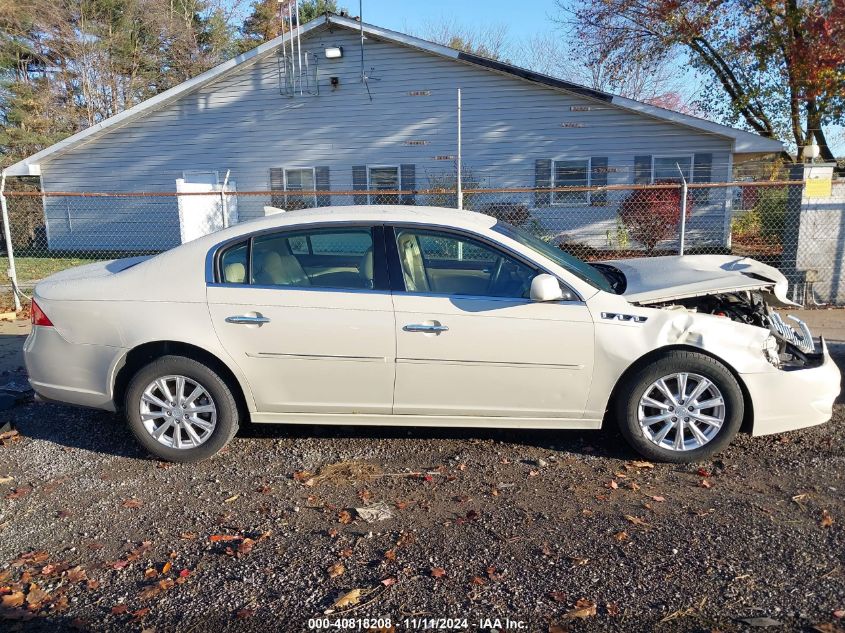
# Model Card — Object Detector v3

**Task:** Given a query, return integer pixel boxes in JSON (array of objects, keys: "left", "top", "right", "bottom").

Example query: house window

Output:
[
  {"left": 367, "top": 166, "right": 400, "bottom": 204},
  {"left": 553, "top": 159, "right": 590, "bottom": 205},
  {"left": 652, "top": 156, "right": 693, "bottom": 183},
  {"left": 284, "top": 168, "right": 317, "bottom": 209}
]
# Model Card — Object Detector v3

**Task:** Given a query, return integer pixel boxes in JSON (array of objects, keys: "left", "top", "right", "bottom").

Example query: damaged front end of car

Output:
[{"left": 639, "top": 290, "right": 821, "bottom": 370}]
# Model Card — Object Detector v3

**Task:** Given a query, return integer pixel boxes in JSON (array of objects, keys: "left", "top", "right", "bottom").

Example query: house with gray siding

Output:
[{"left": 5, "top": 13, "right": 783, "bottom": 252}]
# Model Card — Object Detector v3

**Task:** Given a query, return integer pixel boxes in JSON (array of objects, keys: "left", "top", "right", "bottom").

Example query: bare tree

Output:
[{"left": 413, "top": 19, "right": 512, "bottom": 61}]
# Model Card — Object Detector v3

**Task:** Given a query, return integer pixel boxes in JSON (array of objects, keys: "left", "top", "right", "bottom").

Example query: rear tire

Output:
[
  {"left": 125, "top": 355, "right": 239, "bottom": 463},
  {"left": 615, "top": 350, "right": 744, "bottom": 463}
]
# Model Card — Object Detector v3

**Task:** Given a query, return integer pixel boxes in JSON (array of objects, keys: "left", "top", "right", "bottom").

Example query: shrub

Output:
[
  {"left": 754, "top": 186, "right": 787, "bottom": 238},
  {"left": 617, "top": 182, "right": 692, "bottom": 252}
]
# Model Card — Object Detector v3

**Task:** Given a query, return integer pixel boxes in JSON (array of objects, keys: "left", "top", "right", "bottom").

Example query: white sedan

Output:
[{"left": 24, "top": 206, "right": 840, "bottom": 463}]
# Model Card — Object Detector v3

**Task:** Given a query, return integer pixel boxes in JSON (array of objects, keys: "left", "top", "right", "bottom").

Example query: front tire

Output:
[
  {"left": 125, "top": 355, "right": 239, "bottom": 462},
  {"left": 615, "top": 351, "right": 744, "bottom": 463}
]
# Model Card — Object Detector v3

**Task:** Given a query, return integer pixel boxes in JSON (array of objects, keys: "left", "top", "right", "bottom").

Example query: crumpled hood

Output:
[{"left": 601, "top": 254, "right": 797, "bottom": 306}]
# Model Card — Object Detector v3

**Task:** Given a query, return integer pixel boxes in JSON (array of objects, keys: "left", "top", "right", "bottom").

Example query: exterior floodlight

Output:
[
  {"left": 806, "top": 139, "right": 820, "bottom": 161},
  {"left": 325, "top": 47, "right": 343, "bottom": 59}
]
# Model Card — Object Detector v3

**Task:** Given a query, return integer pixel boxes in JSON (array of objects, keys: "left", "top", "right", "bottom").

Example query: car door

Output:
[
  {"left": 388, "top": 225, "right": 595, "bottom": 420},
  {"left": 207, "top": 224, "right": 396, "bottom": 415}
]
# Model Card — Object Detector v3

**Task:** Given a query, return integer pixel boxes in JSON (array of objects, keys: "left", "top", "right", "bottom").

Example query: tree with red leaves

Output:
[
  {"left": 618, "top": 183, "right": 693, "bottom": 252},
  {"left": 559, "top": 0, "right": 845, "bottom": 162}
]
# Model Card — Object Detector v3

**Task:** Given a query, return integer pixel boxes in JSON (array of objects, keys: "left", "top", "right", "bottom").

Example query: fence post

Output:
[
  {"left": 456, "top": 88, "right": 463, "bottom": 211},
  {"left": 0, "top": 170, "right": 21, "bottom": 312},
  {"left": 677, "top": 164, "right": 688, "bottom": 256}
]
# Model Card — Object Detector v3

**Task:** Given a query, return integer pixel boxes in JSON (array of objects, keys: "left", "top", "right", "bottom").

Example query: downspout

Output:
[{"left": 0, "top": 170, "right": 22, "bottom": 311}]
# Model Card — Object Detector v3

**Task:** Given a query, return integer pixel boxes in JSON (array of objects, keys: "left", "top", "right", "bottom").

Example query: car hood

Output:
[{"left": 600, "top": 254, "right": 798, "bottom": 306}]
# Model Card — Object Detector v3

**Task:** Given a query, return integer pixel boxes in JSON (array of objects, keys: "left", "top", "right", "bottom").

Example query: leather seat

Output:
[
  {"left": 359, "top": 248, "right": 374, "bottom": 288},
  {"left": 396, "top": 234, "right": 429, "bottom": 292},
  {"left": 224, "top": 262, "right": 246, "bottom": 283},
  {"left": 254, "top": 240, "right": 310, "bottom": 287}
]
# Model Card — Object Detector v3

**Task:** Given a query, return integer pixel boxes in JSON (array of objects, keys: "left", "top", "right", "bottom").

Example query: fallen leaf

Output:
[
  {"left": 1, "top": 591, "right": 24, "bottom": 608},
  {"left": 629, "top": 460, "right": 654, "bottom": 469},
  {"left": 26, "top": 583, "right": 50, "bottom": 607},
  {"left": 0, "top": 475, "right": 13, "bottom": 484},
  {"left": 224, "top": 494, "right": 240, "bottom": 503},
  {"left": 179, "top": 569, "right": 191, "bottom": 578},
  {"left": 338, "top": 510, "right": 353, "bottom": 524},
  {"left": 697, "top": 467, "right": 711, "bottom": 478},
  {"left": 355, "top": 502, "right": 394, "bottom": 522},
  {"left": 834, "top": 610, "right": 845, "bottom": 619},
  {"left": 66, "top": 567, "right": 87, "bottom": 583},
  {"left": 652, "top": 496, "right": 666, "bottom": 502},
  {"left": 236, "top": 538, "right": 255, "bottom": 556},
  {"left": 111, "top": 560, "right": 130, "bottom": 570},
  {"left": 121, "top": 498, "right": 143, "bottom": 509},
  {"left": 564, "top": 598, "right": 597, "bottom": 619},
  {"left": 132, "top": 607, "right": 150, "bottom": 619},
  {"left": 339, "top": 548, "right": 353, "bottom": 558},
  {"left": 5, "top": 485, "right": 31, "bottom": 500},
  {"left": 384, "top": 549, "right": 397, "bottom": 561},
  {"left": 606, "top": 602, "right": 621, "bottom": 617},
  {"left": 292, "top": 470, "right": 312, "bottom": 482},
  {"left": 431, "top": 567, "right": 446, "bottom": 578},
  {"left": 111, "top": 604, "right": 128, "bottom": 615},
  {"left": 256, "top": 485, "right": 272, "bottom": 494},
  {"left": 624, "top": 515, "right": 650, "bottom": 527},
  {"left": 549, "top": 590, "right": 567, "bottom": 602},
  {"left": 235, "top": 608, "right": 254, "bottom": 619},
  {"left": 699, "top": 479, "right": 713, "bottom": 489},
  {"left": 607, "top": 480, "right": 618, "bottom": 490},
  {"left": 821, "top": 510, "right": 835, "bottom": 528},
  {"left": 614, "top": 531, "right": 629, "bottom": 542},
  {"left": 180, "top": 532, "right": 197, "bottom": 540},
  {"left": 209, "top": 534, "right": 241, "bottom": 542},
  {"left": 333, "top": 588, "right": 363, "bottom": 609},
  {"left": 327, "top": 563, "right": 345, "bottom": 578},
  {"left": 471, "top": 576, "right": 486, "bottom": 585},
  {"left": 162, "top": 561, "right": 172, "bottom": 575},
  {"left": 381, "top": 577, "right": 397, "bottom": 586},
  {"left": 569, "top": 557, "right": 589, "bottom": 567},
  {"left": 394, "top": 501, "right": 408, "bottom": 510},
  {"left": 143, "top": 568, "right": 157, "bottom": 579},
  {"left": 528, "top": 470, "right": 540, "bottom": 477},
  {"left": 738, "top": 616, "right": 782, "bottom": 627}
]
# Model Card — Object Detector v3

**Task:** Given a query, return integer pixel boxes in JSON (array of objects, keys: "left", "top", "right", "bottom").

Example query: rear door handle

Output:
[
  {"left": 403, "top": 323, "right": 449, "bottom": 333},
  {"left": 225, "top": 315, "right": 271, "bottom": 325}
]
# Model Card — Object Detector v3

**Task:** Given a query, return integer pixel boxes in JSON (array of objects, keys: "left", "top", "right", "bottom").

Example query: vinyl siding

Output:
[{"left": 40, "top": 25, "right": 734, "bottom": 250}]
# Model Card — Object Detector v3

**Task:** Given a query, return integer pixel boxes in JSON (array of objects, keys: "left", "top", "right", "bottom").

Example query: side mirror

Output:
[{"left": 530, "top": 273, "right": 566, "bottom": 302}]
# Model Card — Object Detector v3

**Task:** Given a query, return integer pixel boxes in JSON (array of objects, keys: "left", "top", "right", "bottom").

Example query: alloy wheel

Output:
[
  {"left": 637, "top": 372, "right": 726, "bottom": 452},
  {"left": 139, "top": 375, "right": 217, "bottom": 449}
]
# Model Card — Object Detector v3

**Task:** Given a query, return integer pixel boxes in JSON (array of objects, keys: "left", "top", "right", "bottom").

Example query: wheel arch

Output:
[
  {"left": 112, "top": 341, "right": 252, "bottom": 423},
  {"left": 603, "top": 344, "right": 754, "bottom": 434}
]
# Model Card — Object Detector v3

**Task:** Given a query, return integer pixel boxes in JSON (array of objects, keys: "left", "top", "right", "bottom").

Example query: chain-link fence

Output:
[{"left": 1, "top": 178, "right": 843, "bottom": 307}]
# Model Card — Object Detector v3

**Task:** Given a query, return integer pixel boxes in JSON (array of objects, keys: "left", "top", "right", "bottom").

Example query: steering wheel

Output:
[{"left": 487, "top": 256, "right": 505, "bottom": 294}]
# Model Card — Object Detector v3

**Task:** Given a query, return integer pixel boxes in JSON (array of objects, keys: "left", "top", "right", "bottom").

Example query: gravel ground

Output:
[{"left": 0, "top": 326, "right": 844, "bottom": 632}]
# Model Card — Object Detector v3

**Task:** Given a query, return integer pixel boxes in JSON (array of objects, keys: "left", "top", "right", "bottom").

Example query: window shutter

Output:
[
  {"left": 534, "top": 159, "right": 552, "bottom": 207},
  {"left": 590, "top": 157, "right": 608, "bottom": 206},
  {"left": 400, "top": 164, "right": 416, "bottom": 205},
  {"left": 352, "top": 165, "right": 367, "bottom": 205},
  {"left": 315, "top": 166, "right": 330, "bottom": 206},
  {"left": 269, "top": 167, "right": 285, "bottom": 208},
  {"left": 693, "top": 153, "right": 712, "bottom": 204},
  {"left": 633, "top": 155, "right": 652, "bottom": 184}
]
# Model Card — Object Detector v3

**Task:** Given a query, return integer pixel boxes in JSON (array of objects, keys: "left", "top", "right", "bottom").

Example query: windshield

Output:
[{"left": 491, "top": 222, "right": 613, "bottom": 293}]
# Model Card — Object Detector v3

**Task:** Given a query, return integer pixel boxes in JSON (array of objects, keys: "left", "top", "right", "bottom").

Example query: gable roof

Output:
[{"left": 4, "top": 13, "right": 783, "bottom": 177}]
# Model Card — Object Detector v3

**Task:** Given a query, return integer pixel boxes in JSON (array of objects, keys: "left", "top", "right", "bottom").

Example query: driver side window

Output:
[{"left": 394, "top": 229, "right": 535, "bottom": 298}]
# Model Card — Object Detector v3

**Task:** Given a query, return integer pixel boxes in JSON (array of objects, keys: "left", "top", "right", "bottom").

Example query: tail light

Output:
[{"left": 31, "top": 299, "right": 53, "bottom": 327}]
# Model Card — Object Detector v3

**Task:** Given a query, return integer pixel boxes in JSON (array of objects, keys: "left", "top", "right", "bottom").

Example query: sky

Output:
[{"left": 353, "top": 0, "right": 844, "bottom": 156}]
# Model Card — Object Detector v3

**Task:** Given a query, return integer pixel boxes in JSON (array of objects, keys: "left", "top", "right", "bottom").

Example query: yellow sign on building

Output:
[{"left": 805, "top": 177, "right": 833, "bottom": 198}]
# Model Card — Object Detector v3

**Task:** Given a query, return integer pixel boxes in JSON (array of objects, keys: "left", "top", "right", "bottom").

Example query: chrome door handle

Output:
[
  {"left": 225, "top": 315, "right": 271, "bottom": 325},
  {"left": 403, "top": 323, "right": 449, "bottom": 333}
]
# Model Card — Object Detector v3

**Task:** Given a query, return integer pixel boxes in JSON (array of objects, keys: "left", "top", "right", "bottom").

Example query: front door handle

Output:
[
  {"left": 225, "top": 315, "right": 271, "bottom": 325},
  {"left": 403, "top": 323, "right": 449, "bottom": 333}
]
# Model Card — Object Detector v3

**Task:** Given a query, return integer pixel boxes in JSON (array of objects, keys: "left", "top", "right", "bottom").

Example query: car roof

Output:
[{"left": 230, "top": 205, "right": 498, "bottom": 234}]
